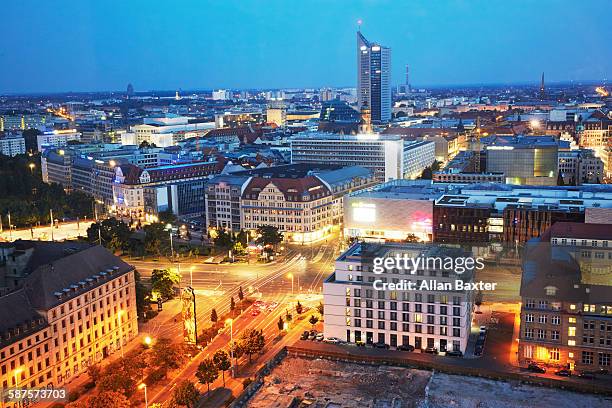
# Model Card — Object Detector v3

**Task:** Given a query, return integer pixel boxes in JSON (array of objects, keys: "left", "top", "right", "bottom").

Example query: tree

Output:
[
  {"left": 210, "top": 308, "right": 218, "bottom": 324},
  {"left": 158, "top": 209, "right": 177, "bottom": 225},
  {"left": 277, "top": 315, "right": 285, "bottom": 332},
  {"left": 309, "top": 315, "right": 319, "bottom": 329},
  {"left": 236, "top": 229, "right": 248, "bottom": 246},
  {"left": 66, "top": 391, "right": 129, "bottom": 408},
  {"left": 196, "top": 358, "right": 219, "bottom": 394},
  {"left": 86, "top": 217, "right": 131, "bottom": 252},
  {"left": 295, "top": 301, "right": 303, "bottom": 315},
  {"left": 151, "top": 338, "right": 185, "bottom": 371},
  {"left": 172, "top": 380, "right": 200, "bottom": 408},
  {"left": 232, "top": 241, "right": 246, "bottom": 256},
  {"left": 255, "top": 225, "right": 284, "bottom": 248},
  {"left": 143, "top": 223, "right": 170, "bottom": 256},
  {"left": 213, "top": 229, "right": 233, "bottom": 249},
  {"left": 212, "top": 350, "right": 231, "bottom": 387},
  {"left": 404, "top": 234, "right": 420, "bottom": 243},
  {"left": 134, "top": 270, "right": 151, "bottom": 319},
  {"left": 230, "top": 296, "right": 236, "bottom": 312},
  {"left": 316, "top": 302, "right": 324, "bottom": 316},
  {"left": 151, "top": 268, "right": 181, "bottom": 300},
  {"left": 238, "top": 286, "right": 244, "bottom": 302},
  {"left": 87, "top": 364, "right": 102, "bottom": 385},
  {"left": 239, "top": 329, "right": 265, "bottom": 363}
]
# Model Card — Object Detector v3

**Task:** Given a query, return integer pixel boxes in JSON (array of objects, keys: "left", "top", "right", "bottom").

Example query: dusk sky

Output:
[{"left": 1, "top": 0, "right": 610, "bottom": 94}]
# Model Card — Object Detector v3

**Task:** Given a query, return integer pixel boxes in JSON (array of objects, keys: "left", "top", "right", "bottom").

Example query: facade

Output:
[
  {"left": 518, "top": 223, "right": 612, "bottom": 372},
  {"left": 357, "top": 31, "right": 391, "bottom": 124},
  {"left": 204, "top": 164, "right": 376, "bottom": 242},
  {"left": 122, "top": 116, "right": 214, "bottom": 148},
  {"left": 36, "top": 130, "right": 81, "bottom": 152},
  {"left": 323, "top": 242, "right": 473, "bottom": 352},
  {"left": 290, "top": 132, "right": 434, "bottom": 182},
  {"left": 0, "top": 242, "right": 137, "bottom": 393},
  {"left": 0, "top": 134, "right": 26, "bottom": 157},
  {"left": 433, "top": 172, "right": 505, "bottom": 184},
  {"left": 558, "top": 149, "right": 604, "bottom": 185},
  {"left": 484, "top": 135, "right": 559, "bottom": 186}
]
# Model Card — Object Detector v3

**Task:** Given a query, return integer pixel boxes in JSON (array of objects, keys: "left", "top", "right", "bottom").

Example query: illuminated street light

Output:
[
  {"left": 28, "top": 163, "right": 35, "bottom": 174},
  {"left": 144, "top": 336, "right": 152, "bottom": 347},
  {"left": 226, "top": 318, "right": 235, "bottom": 376},
  {"left": 138, "top": 383, "right": 148, "bottom": 408}
]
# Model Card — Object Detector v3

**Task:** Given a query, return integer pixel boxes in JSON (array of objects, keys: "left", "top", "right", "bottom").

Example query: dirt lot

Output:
[{"left": 247, "top": 356, "right": 612, "bottom": 408}]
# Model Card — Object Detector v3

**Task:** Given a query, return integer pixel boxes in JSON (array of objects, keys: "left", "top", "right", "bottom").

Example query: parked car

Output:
[
  {"left": 373, "top": 342, "right": 390, "bottom": 349},
  {"left": 577, "top": 371, "right": 597, "bottom": 379},
  {"left": 424, "top": 347, "right": 438, "bottom": 354},
  {"left": 397, "top": 344, "right": 415, "bottom": 352},
  {"left": 308, "top": 331, "right": 317, "bottom": 340},
  {"left": 474, "top": 344, "right": 484, "bottom": 356},
  {"left": 554, "top": 368, "right": 572, "bottom": 377},
  {"left": 527, "top": 363, "right": 546, "bottom": 373},
  {"left": 446, "top": 350, "right": 463, "bottom": 357},
  {"left": 479, "top": 326, "right": 487, "bottom": 333},
  {"left": 323, "top": 337, "right": 341, "bottom": 344},
  {"left": 315, "top": 333, "right": 324, "bottom": 341},
  {"left": 300, "top": 331, "right": 310, "bottom": 340},
  {"left": 251, "top": 309, "right": 260, "bottom": 316}
]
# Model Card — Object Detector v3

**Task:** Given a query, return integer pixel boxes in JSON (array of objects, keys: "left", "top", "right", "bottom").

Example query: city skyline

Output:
[{"left": 0, "top": 0, "right": 610, "bottom": 94}]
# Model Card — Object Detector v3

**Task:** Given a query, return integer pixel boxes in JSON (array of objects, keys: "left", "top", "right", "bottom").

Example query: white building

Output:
[
  {"left": 290, "top": 132, "right": 435, "bottom": 182},
  {"left": 124, "top": 116, "right": 214, "bottom": 147},
  {"left": 323, "top": 242, "right": 473, "bottom": 352},
  {"left": 212, "top": 90, "right": 232, "bottom": 100},
  {"left": 37, "top": 130, "right": 81, "bottom": 152},
  {"left": 0, "top": 134, "right": 26, "bottom": 156}
]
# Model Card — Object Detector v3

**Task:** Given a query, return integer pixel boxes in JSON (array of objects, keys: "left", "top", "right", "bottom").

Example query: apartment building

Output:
[
  {"left": 519, "top": 223, "right": 612, "bottom": 372},
  {"left": 323, "top": 242, "right": 474, "bottom": 352},
  {"left": 0, "top": 242, "right": 137, "bottom": 393},
  {"left": 0, "top": 134, "right": 26, "bottom": 157}
]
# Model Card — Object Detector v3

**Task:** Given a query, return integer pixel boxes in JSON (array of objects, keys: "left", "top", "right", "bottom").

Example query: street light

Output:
[
  {"left": 144, "top": 336, "right": 152, "bottom": 347},
  {"left": 138, "top": 383, "right": 148, "bottom": 408},
  {"left": 28, "top": 163, "right": 35, "bottom": 175},
  {"left": 226, "top": 318, "right": 234, "bottom": 377},
  {"left": 117, "top": 310, "right": 125, "bottom": 358},
  {"left": 287, "top": 273, "right": 294, "bottom": 295}
]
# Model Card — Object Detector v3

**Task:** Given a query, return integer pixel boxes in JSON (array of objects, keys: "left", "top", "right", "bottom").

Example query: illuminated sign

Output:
[{"left": 352, "top": 203, "right": 376, "bottom": 223}]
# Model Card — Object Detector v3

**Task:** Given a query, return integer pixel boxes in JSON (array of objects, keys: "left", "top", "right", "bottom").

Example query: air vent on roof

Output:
[
  {"left": 113, "top": 266, "right": 119, "bottom": 271},
  {"left": 62, "top": 288, "right": 70, "bottom": 293},
  {"left": 54, "top": 292, "right": 63, "bottom": 297}
]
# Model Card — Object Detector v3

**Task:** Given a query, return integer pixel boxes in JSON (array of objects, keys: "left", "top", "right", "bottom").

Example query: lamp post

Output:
[
  {"left": 117, "top": 310, "right": 125, "bottom": 358},
  {"left": 226, "top": 318, "right": 234, "bottom": 377},
  {"left": 287, "top": 273, "right": 294, "bottom": 295},
  {"left": 138, "top": 383, "right": 148, "bottom": 408},
  {"left": 144, "top": 336, "right": 152, "bottom": 348}
]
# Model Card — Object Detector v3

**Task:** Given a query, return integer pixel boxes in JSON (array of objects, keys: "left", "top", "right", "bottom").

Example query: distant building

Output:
[
  {"left": 212, "top": 90, "right": 232, "bottom": 101},
  {"left": 483, "top": 135, "right": 559, "bottom": 186},
  {"left": 518, "top": 222, "right": 612, "bottom": 372},
  {"left": 357, "top": 30, "right": 391, "bottom": 124},
  {"left": 266, "top": 106, "right": 287, "bottom": 128},
  {"left": 0, "top": 133, "right": 26, "bottom": 157},
  {"left": 433, "top": 172, "right": 505, "bottom": 184},
  {"left": 290, "top": 132, "right": 435, "bottom": 182},
  {"left": 37, "top": 130, "right": 81, "bottom": 152},
  {"left": 204, "top": 164, "right": 376, "bottom": 242},
  {"left": 323, "top": 242, "right": 473, "bottom": 352},
  {"left": 0, "top": 242, "right": 137, "bottom": 390},
  {"left": 317, "top": 100, "right": 360, "bottom": 134},
  {"left": 558, "top": 149, "right": 604, "bottom": 185}
]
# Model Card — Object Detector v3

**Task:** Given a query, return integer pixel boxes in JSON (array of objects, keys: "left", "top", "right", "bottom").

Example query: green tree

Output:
[
  {"left": 316, "top": 302, "right": 324, "bottom": 316},
  {"left": 210, "top": 308, "right": 218, "bottom": 324},
  {"left": 295, "top": 301, "right": 303, "bottom": 315},
  {"left": 309, "top": 315, "right": 319, "bottom": 329},
  {"left": 404, "top": 234, "right": 420, "bottom": 243},
  {"left": 232, "top": 241, "right": 246, "bottom": 256},
  {"left": 134, "top": 270, "right": 151, "bottom": 319},
  {"left": 151, "top": 268, "right": 180, "bottom": 300},
  {"left": 255, "top": 225, "right": 284, "bottom": 248},
  {"left": 86, "top": 217, "right": 131, "bottom": 251},
  {"left": 158, "top": 209, "right": 177, "bottom": 225},
  {"left": 277, "top": 315, "right": 284, "bottom": 332},
  {"left": 213, "top": 229, "right": 233, "bottom": 248},
  {"left": 172, "top": 380, "right": 200, "bottom": 408},
  {"left": 236, "top": 229, "right": 248, "bottom": 246},
  {"left": 212, "top": 350, "right": 231, "bottom": 387},
  {"left": 239, "top": 329, "right": 265, "bottom": 363},
  {"left": 196, "top": 358, "right": 219, "bottom": 394},
  {"left": 151, "top": 338, "right": 185, "bottom": 371},
  {"left": 238, "top": 286, "right": 244, "bottom": 302},
  {"left": 143, "top": 223, "right": 170, "bottom": 256},
  {"left": 230, "top": 296, "right": 236, "bottom": 312}
]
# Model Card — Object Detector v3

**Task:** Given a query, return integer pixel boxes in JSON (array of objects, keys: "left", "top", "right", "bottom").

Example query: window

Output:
[
  {"left": 551, "top": 315, "right": 560, "bottom": 325},
  {"left": 582, "top": 351, "right": 593, "bottom": 365},
  {"left": 599, "top": 353, "right": 610, "bottom": 366},
  {"left": 525, "top": 328, "right": 534, "bottom": 339},
  {"left": 538, "top": 315, "right": 547, "bottom": 324},
  {"left": 568, "top": 327, "right": 576, "bottom": 336},
  {"left": 525, "top": 313, "right": 534, "bottom": 323},
  {"left": 549, "top": 348, "right": 560, "bottom": 361}
]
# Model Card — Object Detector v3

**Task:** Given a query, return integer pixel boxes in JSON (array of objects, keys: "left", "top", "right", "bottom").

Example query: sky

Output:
[{"left": 0, "top": 0, "right": 610, "bottom": 94}]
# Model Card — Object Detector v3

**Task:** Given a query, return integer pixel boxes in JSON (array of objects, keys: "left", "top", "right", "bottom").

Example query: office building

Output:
[
  {"left": 357, "top": 30, "right": 391, "bottom": 124},
  {"left": 37, "top": 130, "right": 81, "bottom": 152},
  {"left": 121, "top": 115, "right": 214, "bottom": 148},
  {"left": 0, "top": 242, "right": 137, "bottom": 391},
  {"left": 518, "top": 222, "right": 612, "bottom": 372},
  {"left": 558, "top": 149, "right": 604, "bottom": 185},
  {"left": 290, "top": 132, "right": 435, "bottom": 182},
  {"left": 0, "top": 134, "right": 26, "bottom": 157},
  {"left": 323, "top": 242, "right": 473, "bottom": 352}
]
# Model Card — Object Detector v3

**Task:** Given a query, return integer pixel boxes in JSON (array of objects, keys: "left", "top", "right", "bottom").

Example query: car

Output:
[
  {"left": 479, "top": 326, "right": 487, "bottom": 333},
  {"left": 373, "top": 342, "right": 390, "bottom": 349},
  {"left": 424, "top": 347, "right": 438, "bottom": 354},
  {"left": 577, "top": 371, "right": 597, "bottom": 379},
  {"left": 308, "top": 332, "right": 317, "bottom": 340},
  {"left": 323, "top": 337, "right": 341, "bottom": 344},
  {"left": 446, "top": 350, "right": 463, "bottom": 357},
  {"left": 251, "top": 309, "right": 260, "bottom": 316},
  {"left": 474, "top": 344, "right": 484, "bottom": 356},
  {"left": 527, "top": 363, "right": 546, "bottom": 373},
  {"left": 315, "top": 333, "right": 324, "bottom": 341},
  {"left": 300, "top": 331, "right": 309, "bottom": 340},
  {"left": 397, "top": 344, "right": 415, "bottom": 352},
  {"left": 554, "top": 368, "right": 572, "bottom": 377}
]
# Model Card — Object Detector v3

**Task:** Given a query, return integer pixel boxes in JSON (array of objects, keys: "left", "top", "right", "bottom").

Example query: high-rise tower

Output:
[
  {"left": 357, "top": 28, "right": 391, "bottom": 124},
  {"left": 539, "top": 72, "right": 546, "bottom": 100}
]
